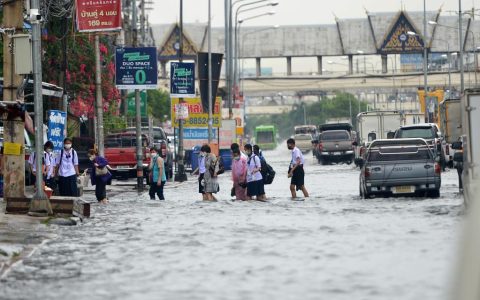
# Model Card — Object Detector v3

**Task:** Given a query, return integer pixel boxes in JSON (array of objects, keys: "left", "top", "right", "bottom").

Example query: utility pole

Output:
[
  {"left": 459, "top": 0, "right": 465, "bottom": 92},
  {"left": 175, "top": 0, "right": 188, "bottom": 182},
  {"left": 95, "top": 35, "right": 104, "bottom": 156},
  {"left": 208, "top": 0, "right": 213, "bottom": 142},
  {"left": 140, "top": 0, "right": 145, "bottom": 45},
  {"left": 3, "top": 0, "right": 26, "bottom": 201},
  {"left": 62, "top": 19, "right": 68, "bottom": 116},
  {"left": 29, "top": 0, "right": 52, "bottom": 215},
  {"left": 423, "top": 0, "right": 429, "bottom": 122},
  {"left": 132, "top": 0, "right": 144, "bottom": 191}
]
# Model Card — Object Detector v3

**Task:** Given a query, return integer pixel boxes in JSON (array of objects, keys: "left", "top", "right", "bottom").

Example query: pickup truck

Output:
[
  {"left": 359, "top": 138, "right": 441, "bottom": 198},
  {"left": 104, "top": 133, "right": 151, "bottom": 180},
  {"left": 316, "top": 130, "right": 354, "bottom": 165}
]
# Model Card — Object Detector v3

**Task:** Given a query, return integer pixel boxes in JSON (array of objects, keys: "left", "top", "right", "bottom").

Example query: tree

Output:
[{"left": 147, "top": 89, "right": 170, "bottom": 122}]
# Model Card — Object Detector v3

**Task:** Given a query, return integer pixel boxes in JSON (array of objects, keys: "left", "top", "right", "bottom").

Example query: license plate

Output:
[
  {"left": 333, "top": 152, "right": 341, "bottom": 155},
  {"left": 116, "top": 165, "right": 130, "bottom": 169},
  {"left": 392, "top": 186, "right": 414, "bottom": 194}
]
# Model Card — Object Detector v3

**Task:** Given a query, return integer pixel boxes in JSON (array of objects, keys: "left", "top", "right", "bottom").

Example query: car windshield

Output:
[
  {"left": 321, "top": 131, "right": 349, "bottom": 141},
  {"left": 105, "top": 135, "right": 148, "bottom": 147},
  {"left": 295, "top": 127, "right": 316, "bottom": 135},
  {"left": 295, "top": 134, "right": 312, "bottom": 140},
  {"left": 368, "top": 146, "right": 432, "bottom": 161},
  {"left": 396, "top": 128, "right": 434, "bottom": 139},
  {"left": 257, "top": 131, "right": 274, "bottom": 143}
]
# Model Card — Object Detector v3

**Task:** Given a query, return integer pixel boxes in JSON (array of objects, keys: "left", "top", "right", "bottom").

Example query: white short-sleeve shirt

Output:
[
  {"left": 291, "top": 146, "right": 304, "bottom": 166},
  {"left": 246, "top": 155, "right": 263, "bottom": 183}
]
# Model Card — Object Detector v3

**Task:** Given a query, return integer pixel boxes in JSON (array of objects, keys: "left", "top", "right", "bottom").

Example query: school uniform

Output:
[
  {"left": 246, "top": 154, "right": 265, "bottom": 197},
  {"left": 290, "top": 146, "right": 305, "bottom": 190},
  {"left": 56, "top": 148, "right": 79, "bottom": 196}
]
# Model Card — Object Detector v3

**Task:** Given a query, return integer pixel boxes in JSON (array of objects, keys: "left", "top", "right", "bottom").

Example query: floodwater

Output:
[{"left": 0, "top": 146, "right": 464, "bottom": 300}]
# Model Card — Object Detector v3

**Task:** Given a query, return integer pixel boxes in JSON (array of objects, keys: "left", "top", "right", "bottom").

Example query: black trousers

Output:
[
  {"left": 58, "top": 175, "right": 78, "bottom": 197},
  {"left": 95, "top": 179, "right": 107, "bottom": 201},
  {"left": 149, "top": 181, "right": 165, "bottom": 200}
]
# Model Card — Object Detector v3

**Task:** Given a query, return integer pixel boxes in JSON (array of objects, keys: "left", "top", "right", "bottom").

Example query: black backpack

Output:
[{"left": 258, "top": 156, "right": 275, "bottom": 184}]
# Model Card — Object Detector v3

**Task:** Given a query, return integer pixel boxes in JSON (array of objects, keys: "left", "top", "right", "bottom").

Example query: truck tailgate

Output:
[
  {"left": 105, "top": 148, "right": 137, "bottom": 167},
  {"left": 367, "top": 160, "right": 434, "bottom": 184},
  {"left": 322, "top": 140, "right": 352, "bottom": 152}
]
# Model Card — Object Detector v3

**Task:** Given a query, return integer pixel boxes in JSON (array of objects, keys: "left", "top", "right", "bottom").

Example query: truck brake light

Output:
[
  {"left": 319, "top": 143, "right": 323, "bottom": 151},
  {"left": 434, "top": 163, "right": 441, "bottom": 174},
  {"left": 364, "top": 167, "right": 371, "bottom": 178}
]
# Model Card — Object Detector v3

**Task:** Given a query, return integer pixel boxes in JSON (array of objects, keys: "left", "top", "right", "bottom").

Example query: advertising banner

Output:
[
  {"left": 170, "top": 62, "right": 195, "bottom": 98},
  {"left": 75, "top": 0, "right": 122, "bottom": 32},
  {"left": 127, "top": 91, "right": 147, "bottom": 116},
  {"left": 47, "top": 110, "right": 67, "bottom": 156},
  {"left": 171, "top": 97, "right": 222, "bottom": 128},
  {"left": 115, "top": 47, "right": 158, "bottom": 89},
  {"left": 183, "top": 128, "right": 218, "bottom": 149},
  {"left": 219, "top": 119, "right": 236, "bottom": 149}
]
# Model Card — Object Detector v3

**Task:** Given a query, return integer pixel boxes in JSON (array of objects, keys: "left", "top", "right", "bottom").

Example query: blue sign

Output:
[
  {"left": 47, "top": 110, "right": 67, "bottom": 156},
  {"left": 115, "top": 47, "right": 158, "bottom": 89},
  {"left": 184, "top": 128, "right": 218, "bottom": 140},
  {"left": 170, "top": 62, "right": 195, "bottom": 98}
]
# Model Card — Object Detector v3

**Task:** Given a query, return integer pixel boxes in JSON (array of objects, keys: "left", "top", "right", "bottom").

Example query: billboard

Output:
[
  {"left": 115, "top": 47, "right": 158, "bottom": 89},
  {"left": 171, "top": 97, "right": 222, "bottom": 128},
  {"left": 75, "top": 0, "right": 122, "bottom": 32},
  {"left": 170, "top": 62, "right": 195, "bottom": 98}
]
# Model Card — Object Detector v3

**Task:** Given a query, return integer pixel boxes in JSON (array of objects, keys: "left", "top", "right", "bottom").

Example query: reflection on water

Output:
[{"left": 0, "top": 145, "right": 464, "bottom": 300}]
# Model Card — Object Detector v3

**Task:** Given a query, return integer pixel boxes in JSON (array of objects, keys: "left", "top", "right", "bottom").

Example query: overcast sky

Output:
[{"left": 149, "top": 0, "right": 480, "bottom": 27}]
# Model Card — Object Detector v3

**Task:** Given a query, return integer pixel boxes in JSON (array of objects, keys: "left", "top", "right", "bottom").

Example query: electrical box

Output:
[{"left": 13, "top": 34, "right": 32, "bottom": 75}]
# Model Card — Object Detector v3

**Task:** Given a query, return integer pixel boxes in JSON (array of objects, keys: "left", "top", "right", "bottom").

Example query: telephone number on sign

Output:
[{"left": 184, "top": 117, "right": 220, "bottom": 125}]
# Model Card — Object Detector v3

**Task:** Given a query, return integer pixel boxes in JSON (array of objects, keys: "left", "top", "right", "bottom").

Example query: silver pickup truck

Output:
[
  {"left": 359, "top": 138, "right": 441, "bottom": 198},
  {"left": 317, "top": 130, "right": 354, "bottom": 165}
]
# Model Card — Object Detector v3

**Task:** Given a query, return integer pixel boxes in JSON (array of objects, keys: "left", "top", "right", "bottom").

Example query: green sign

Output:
[{"left": 127, "top": 91, "right": 147, "bottom": 117}]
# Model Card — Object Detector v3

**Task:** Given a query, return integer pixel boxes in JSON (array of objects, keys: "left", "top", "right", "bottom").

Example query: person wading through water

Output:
[
  {"left": 244, "top": 144, "right": 266, "bottom": 201},
  {"left": 287, "top": 138, "right": 309, "bottom": 199},
  {"left": 148, "top": 147, "right": 166, "bottom": 200}
]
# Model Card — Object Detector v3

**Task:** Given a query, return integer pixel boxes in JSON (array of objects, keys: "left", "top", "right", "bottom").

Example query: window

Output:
[
  {"left": 368, "top": 146, "right": 432, "bottom": 161},
  {"left": 396, "top": 128, "right": 434, "bottom": 139},
  {"left": 320, "top": 131, "right": 350, "bottom": 141},
  {"left": 257, "top": 131, "right": 274, "bottom": 143}
]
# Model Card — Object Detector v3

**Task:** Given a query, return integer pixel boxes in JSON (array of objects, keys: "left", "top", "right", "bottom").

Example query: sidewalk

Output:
[{"left": 0, "top": 200, "right": 56, "bottom": 278}]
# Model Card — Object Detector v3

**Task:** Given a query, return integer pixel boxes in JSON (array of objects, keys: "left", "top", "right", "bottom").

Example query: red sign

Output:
[{"left": 75, "top": 0, "right": 121, "bottom": 32}]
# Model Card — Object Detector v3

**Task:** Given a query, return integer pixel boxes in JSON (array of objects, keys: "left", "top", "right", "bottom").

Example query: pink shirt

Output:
[{"left": 232, "top": 155, "right": 247, "bottom": 182}]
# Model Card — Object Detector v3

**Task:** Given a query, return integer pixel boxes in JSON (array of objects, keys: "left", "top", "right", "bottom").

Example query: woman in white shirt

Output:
[
  {"left": 244, "top": 144, "right": 266, "bottom": 201},
  {"left": 55, "top": 137, "right": 79, "bottom": 196}
]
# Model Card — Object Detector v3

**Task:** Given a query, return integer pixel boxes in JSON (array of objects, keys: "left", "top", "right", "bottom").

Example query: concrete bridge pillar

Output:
[
  {"left": 317, "top": 56, "right": 323, "bottom": 75},
  {"left": 256, "top": 57, "right": 261, "bottom": 77},
  {"left": 381, "top": 55, "right": 388, "bottom": 74},
  {"left": 348, "top": 55, "right": 353, "bottom": 75},
  {"left": 286, "top": 56, "right": 292, "bottom": 76}
]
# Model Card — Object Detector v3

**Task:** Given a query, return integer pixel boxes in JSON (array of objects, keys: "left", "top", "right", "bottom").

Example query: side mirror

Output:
[
  {"left": 386, "top": 132, "right": 395, "bottom": 139},
  {"left": 352, "top": 141, "right": 358, "bottom": 146},
  {"left": 451, "top": 141, "right": 462, "bottom": 150},
  {"left": 167, "top": 138, "right": 172, "bottom": 144},
  {"left": 311, "top": 139, "right": 318, "bottom": 145}
]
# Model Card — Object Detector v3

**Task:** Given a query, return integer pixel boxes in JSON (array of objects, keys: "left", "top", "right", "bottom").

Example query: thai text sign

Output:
[
  {"left": 174, "top": 103, "right": 189, "bottom": 120},
  {"left": 75, "top": 0, "right": 121, "bottom": 32},
  {"left": 183, "top": 128, "right": 218, "bottom": 149},
  {"left": 115, "top": 47, "right": 158, "bottom": 89},
  {"left": 170, "top": 62, "right": 195, "bottom": 98},
  {"left": 47, "top": 110, "right": 67, "bottom": 156},
  {"left": 171, "top": 97, "right": 222, "bottom": 128}
]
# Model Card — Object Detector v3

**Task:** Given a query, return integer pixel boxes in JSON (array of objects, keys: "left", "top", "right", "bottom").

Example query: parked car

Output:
[
  {"left": 104, "top": 133, "right": 151, "bottom": 181},
  {"left": 393, "top": 123, "right": 446, "bottom": 169},
  {"left": 316, "top": 130, "right": 354, "bottom": 165},
  {"left": 359, "top": 138, "right": 441, "bottom": 198}
]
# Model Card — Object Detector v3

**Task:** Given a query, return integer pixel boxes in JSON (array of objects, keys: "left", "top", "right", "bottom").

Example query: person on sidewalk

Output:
[
  {"left": 287, "top": 138, "right": 309, "bottom": 199},
  {"left": 55, "top": 137, "right": 79, "bottom": 197},
  {"left": 43, "top": 141, "right": 56, "bottom": 192},
  {"left": 245, "top": 144, "right": 266, "bottom": 201},
  {"left": 28, "top": 142, "right": 50, "bottom": 187},
  {"left": 148, "top": 147, "right": 166, "bottom": 200},
  {"left": 231, "top": 146, "right": 247, "bottom": 200},
  {"left": 88, "top": 149, "right": 112, "bottom": 204}
]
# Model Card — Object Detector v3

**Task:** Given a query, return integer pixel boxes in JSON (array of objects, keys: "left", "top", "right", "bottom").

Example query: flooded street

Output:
[{"left": 0, "top": 146, "right": 464, "bottom": 300}]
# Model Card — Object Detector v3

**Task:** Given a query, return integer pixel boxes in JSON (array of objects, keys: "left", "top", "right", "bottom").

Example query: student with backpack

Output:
[
  {"left": 244, "top": 144, "right": 266, "bottom": 201},
  {"left": 55, "top": 137, "right": 79, "bottom": 197},
  {"left": 253, "top": 145, "right": 276, "bottom": 185}
]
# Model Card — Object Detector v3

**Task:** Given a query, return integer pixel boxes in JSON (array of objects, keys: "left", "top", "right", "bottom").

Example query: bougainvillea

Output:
[{"left": 42, "top": 19, "right": 121, "bottom": 119}]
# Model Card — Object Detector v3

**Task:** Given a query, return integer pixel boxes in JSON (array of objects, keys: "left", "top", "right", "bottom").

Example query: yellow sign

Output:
[
  {"left": 171, "top": 97, "right": 222, "bottom": 128},
  {"left": 3, "top": 142, "right": 22, "bottom": 156},
  {"left": 417, "top": 89, "right": 444, "bottom": 127}
]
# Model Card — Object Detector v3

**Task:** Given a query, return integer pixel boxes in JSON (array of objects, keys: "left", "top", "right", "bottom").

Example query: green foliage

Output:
[
  {"left": 104, "top": 101, "right": 127, "bottom": 133},
  {"left": 246, "top": 92, "right": 368, "bottom": 139},
  {"left": 147, "top": 89, "right": 171, "bottom": 122}
]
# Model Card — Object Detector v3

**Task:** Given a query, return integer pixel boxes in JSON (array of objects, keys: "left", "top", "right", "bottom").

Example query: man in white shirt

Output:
[{"left": 287, "top": 138, "right": 309, "bottom": 199}]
